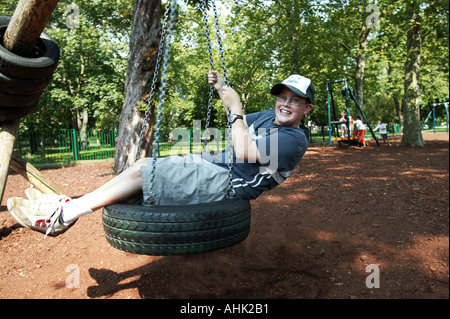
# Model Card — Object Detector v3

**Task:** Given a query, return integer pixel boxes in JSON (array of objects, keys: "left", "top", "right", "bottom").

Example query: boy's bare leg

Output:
[
  {"left": 88, "top": 158, "right": 147, "bottom": 198},
  {"left": 61, "top": 159, "right": 147, "bottom": 222}
]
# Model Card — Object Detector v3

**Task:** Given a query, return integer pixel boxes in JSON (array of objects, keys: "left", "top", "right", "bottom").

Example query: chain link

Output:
[
  {"left": 135, "top": 2, "right": 172, "bottom": 162},
  {"left": 201, "top": 0, "right": 215, "bottom": 153},
  {"left": 201, "top": 0, "right": 235, "bottom": 197},
  {"left": 211, "top": 0, "right": 235, "bottom": 197},
  {"left": 137, "top": 0, "right": 235, "bottom": 203},
  {"left": 137, "top": 0, "right": 177, "bottom": 204},
  {"left": 212, "top": 1, "right": 229, "bottom": 87}
]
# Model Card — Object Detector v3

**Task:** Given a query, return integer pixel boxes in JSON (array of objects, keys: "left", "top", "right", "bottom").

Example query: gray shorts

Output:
[{"left": 141, "top": 154, "right": 229, "bottom": 205}]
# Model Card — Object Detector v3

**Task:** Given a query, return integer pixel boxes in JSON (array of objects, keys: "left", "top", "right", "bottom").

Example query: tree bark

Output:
[
  {"left": 72, "top": 50, "right": 88, "bottom": 148},
  {"left": 73, "top": 109, "right": 88, "bottom": 150},
  {"left": 354, "top": 22, "right": 369, "bottom": 116},
  {"left": 401, "top": 10, "right": 424, "bottom": 147},
  {"left": 114, "top": 0, "right": 161, "bottom": 173}
]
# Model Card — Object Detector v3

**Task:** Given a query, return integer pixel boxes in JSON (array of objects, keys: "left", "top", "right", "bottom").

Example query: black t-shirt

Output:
[{"left": 211, "top": 109, "right": 309, "bottom": 200}]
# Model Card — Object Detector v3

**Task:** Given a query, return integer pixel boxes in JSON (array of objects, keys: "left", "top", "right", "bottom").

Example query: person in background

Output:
[
  {"left": 339, "top": 113, "right": 348, "bottom": 138},
  {"left": 353, "top": 116, "right": 367, "bottom": 147},
  {"left": 373, "top": 119, "right": 391, "bottom": 146}
]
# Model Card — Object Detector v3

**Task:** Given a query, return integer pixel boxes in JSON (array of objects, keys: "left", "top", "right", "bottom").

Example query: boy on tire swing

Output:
[{"left": 7, "top": 71, "right": 315, "bottom": 237}]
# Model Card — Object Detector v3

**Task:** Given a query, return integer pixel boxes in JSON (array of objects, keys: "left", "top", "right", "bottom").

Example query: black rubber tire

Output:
[
  {"left": 0, "top": 16, "right": 60, "bottom": 80},
  {"left": 0, "top": 89, "right": 43, "bottom": 107},
  {"left": 0, "top": 100, "right": 38, "bottom": 121},
  {"left": 103, "top": 198, "right": 251, "bottom": 256},
  {"left": 0, "top": 71, "right": 52, "bottom": 95}
]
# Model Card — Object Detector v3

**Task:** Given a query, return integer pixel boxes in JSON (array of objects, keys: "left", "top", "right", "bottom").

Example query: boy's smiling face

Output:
[{"left": 274, "top": 87, "right": 313, "bottom": 127}]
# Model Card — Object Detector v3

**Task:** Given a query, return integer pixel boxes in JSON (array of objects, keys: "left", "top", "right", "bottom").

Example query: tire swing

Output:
[{"left": 102, "top": 0, "right": 251, "bottom": 256}]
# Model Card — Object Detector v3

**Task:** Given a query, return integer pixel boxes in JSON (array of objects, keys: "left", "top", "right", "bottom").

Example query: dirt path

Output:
[{"left": 1, "top": 133, "right": 448, "bottom": 299}]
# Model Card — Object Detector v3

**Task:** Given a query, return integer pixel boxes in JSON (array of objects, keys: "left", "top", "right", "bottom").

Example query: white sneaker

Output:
[{"left": 7, "top": 197, "right": 76, "bottom": 237}]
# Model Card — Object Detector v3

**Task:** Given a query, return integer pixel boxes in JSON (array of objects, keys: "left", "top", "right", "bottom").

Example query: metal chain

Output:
[
  {"left": 212, "top": 1, "right": 229, "bottom": 87},
  {"left": 138, "top": 0, "right": 177, "bottom": 204},
  {"left": 211, "top": 0, "right": 235, "bottom": 197},
  {"left": 201, "top": 0, "right": 234, "bottom": 197},
  {"left": 201, "top": 0, "right": 215, "bottom": 153},
  {"left": 135, "top": 2, "right": 172, "bottom": 162},
  {"left": 203, "top": 85, "right": 215, "bottom": 153},
  {"left": 136, "top": 0, "right": 235, "bottom": 202}
]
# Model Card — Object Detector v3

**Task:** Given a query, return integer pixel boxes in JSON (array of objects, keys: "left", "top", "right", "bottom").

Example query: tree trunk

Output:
[
  {"left": 71, "top": 108, "right": 88, "bottom": 148},
  {"left": 78, "top": 109, "right": 89, "bottom": 150},
  {"left": 72, "top": 51, "right": 88, "bottom": 149},
  {"left": 286, "top": 2, "right": 300, "bottom": 74},
  {"left": 354, "top": 22, "right": 368, "bottom": 116},
  {"left": 342, "top": 6, "right": 377, "bottom": 118},
  {"left": 114, "top": 0, "right": 162, "bottom": 173},
  {"left": 394, "top": 98, "right": 402, "bottom": 124},
  {"left": 401, "top": 10, "right": 424, "bottom": 147}
]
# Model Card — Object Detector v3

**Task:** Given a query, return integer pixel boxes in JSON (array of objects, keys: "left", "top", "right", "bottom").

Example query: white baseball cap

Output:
[{"left": 270, "top": 74, "right": 315, "bottom": 104}]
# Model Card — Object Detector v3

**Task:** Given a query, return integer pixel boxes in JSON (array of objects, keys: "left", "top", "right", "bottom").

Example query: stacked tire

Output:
[{"left": 0, "top": 16, "right": 60, "bottom": 122}]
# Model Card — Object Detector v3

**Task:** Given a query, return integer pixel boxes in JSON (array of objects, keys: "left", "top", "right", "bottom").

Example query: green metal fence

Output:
[
  {"left": 13, "top": 123, "right": 447, "bottom": 165},
  {"left": 15, "top": 129, "right": 118, "bottom": 165}
]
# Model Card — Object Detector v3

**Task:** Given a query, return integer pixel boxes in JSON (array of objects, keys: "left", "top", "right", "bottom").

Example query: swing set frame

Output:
[
  {"left": 325, "top": 78, "right": 380, "bottom": 148},
  {"left": 422, "top": 102, "right": 449, "bottom": 134}
]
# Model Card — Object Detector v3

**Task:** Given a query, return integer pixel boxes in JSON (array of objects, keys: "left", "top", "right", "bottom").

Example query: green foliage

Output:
[
  {"left": 1, "top": 0, "right": 448, "bottom": 134},
  {"left": 1, "top": 0, "right": 132, "bottom": 133},
  {"left": 0, "top": 0, "right": 17, "bottom": 15}
]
